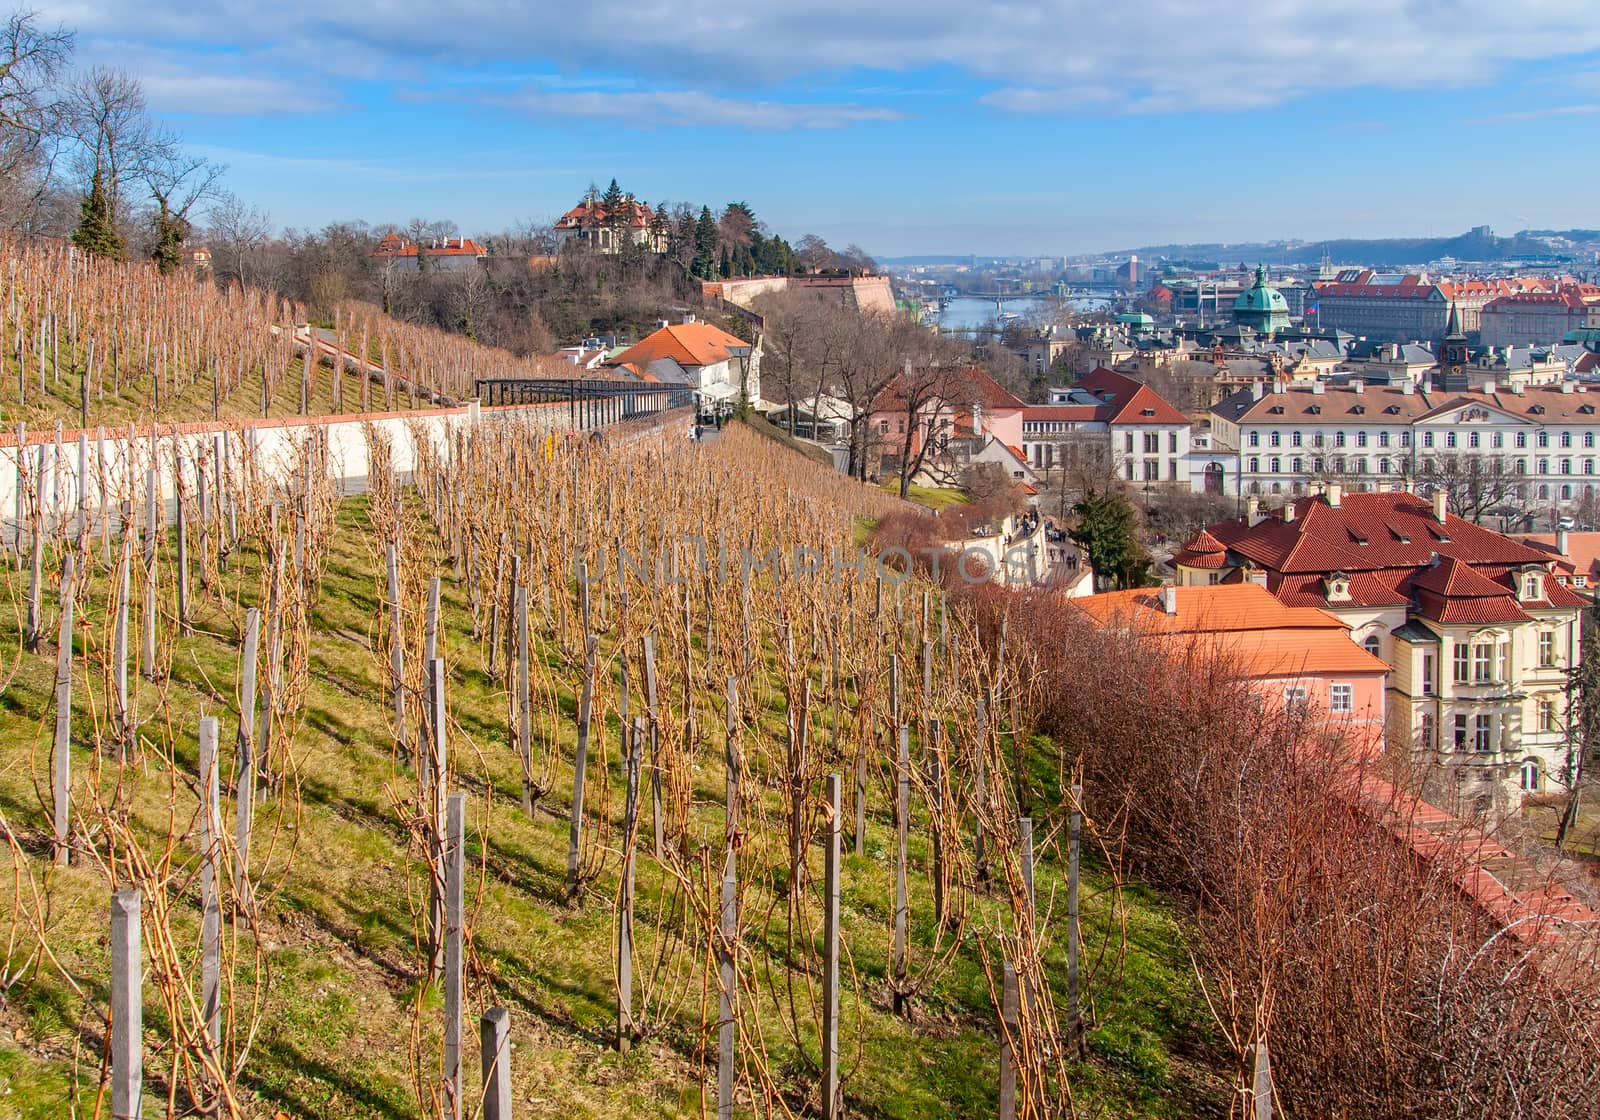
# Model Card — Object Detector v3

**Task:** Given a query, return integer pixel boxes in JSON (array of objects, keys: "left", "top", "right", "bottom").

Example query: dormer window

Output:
[
  {"left": 1306, "top": 405, "right": 1321, "bottom": 415},
  {"left": 1324, "top": 572, "right": 1352, "bottom": 603},
  {"left": 1521, "top": 571, "right": 1545, "bottom": 602}
]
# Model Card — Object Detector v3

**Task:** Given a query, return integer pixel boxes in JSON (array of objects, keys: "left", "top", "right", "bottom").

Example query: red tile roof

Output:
[
  {"left": 609, "top": 322, "right": 750, "bottom": 370},
  {"left": 1172, "top": 527, "right": 1229, "bottom": 569},
  {"left": 1205, "top": 492, "right": 1589, "bottom": 616},
  {"left": 1077, "top": 368, "right": 1189, "bottom": 425},
  {"left": 556, "top": 198, "right": 655, "bottom": 230},
  {"left": 870, "top": 365, "right": 1026, "bottom": 414},
  {"left": 1075, "top": 584, "right": 1388, "bottom": 678}
]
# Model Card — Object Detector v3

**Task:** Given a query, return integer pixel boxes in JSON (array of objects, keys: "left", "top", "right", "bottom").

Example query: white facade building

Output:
[{"left": 1213, "top": 379, "right": 1600, "bottom": 512}]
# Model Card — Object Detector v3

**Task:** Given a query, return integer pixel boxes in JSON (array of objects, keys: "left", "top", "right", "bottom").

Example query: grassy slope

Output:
[
  {"left": 0, "top": 497, "right": 1227, "bottom": 1119},
  {"left": 0, "top": 352, "right": 435, "bottom": 433}
]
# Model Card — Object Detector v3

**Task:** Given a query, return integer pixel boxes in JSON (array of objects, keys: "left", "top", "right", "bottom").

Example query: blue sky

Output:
[{"left": 42, "top": 1, "right": 1600, "bottom": 257}]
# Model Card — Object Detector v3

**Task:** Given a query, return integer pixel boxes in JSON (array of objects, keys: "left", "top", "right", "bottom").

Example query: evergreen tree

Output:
[
  {"left": 150, "top": 204, "right": 189, "bottom": 274},
  {"left": 718, "top": 245, "right": 732, "bottom": 278},
  {"left": 72, "top": 172, "right": 124, "bottom": 261},
  {"left": 601, "top": 178, "right": 627, "bottom": 245},
  {"left": 692, "top": 205, "right": 719, "bottom": 279},
  {"left": 1068, "top": 491, "right": 1151, "bottom": 589}
]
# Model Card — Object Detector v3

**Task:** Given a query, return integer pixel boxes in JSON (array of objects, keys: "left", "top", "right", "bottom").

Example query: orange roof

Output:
[
  {"left": 1076, "top": 583, "right": 1388, "bottom": 679},
  {"left": 1518, "top": 532, "right": 1600, "bottom": 583},
  {"left": 610, "top": 322, "right": 750, "bottom": 370}
]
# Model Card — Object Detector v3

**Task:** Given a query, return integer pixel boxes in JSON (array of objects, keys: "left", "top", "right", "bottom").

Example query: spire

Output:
[{"left": 1444, "top": 299, "right": 1463, "bottom": 339}]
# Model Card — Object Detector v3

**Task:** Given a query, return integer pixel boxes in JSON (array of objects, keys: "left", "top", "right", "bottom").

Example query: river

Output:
[{"left": 935, "top": 294, "right": 1112, "bottom": 332}]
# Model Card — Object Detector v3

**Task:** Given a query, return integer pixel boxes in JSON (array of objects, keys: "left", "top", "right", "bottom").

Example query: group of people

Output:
[{"left": 688, "top": 410, "right": 726, "bottom": 444}]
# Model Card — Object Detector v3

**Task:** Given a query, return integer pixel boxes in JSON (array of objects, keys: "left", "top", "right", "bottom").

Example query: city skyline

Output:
[{"left": 38, "top": 1, "right": 1600, "bottom": 257}]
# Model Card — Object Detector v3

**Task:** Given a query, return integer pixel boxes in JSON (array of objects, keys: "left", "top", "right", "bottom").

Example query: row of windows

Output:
[
  {"left": 1124, "top": 432, "right": 1180, "bottom": 453},
  {"left": 1246, "top": 428, "right": 1596, "bottom": 451},
  {"left": 1283, "top": 682, "right": 1355, "bottom": 714},
  {"left": 1244, "top": 455, "right": 1600, "bottom": 477},
  {"left": 1246, "top": 480, "right": 1596, "bottom": 501}
]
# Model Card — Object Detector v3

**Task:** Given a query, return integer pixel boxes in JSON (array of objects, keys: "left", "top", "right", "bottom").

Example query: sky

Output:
[{"left": 37, "top": 0, "right": 1600, "bottom": 257}]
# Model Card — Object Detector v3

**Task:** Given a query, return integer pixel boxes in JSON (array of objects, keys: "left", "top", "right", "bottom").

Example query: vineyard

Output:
[
  {"left": 0, "top": 417, "right": 1226, "bottom": 1118},
  {"left": 0, "top": 240, "right": 580, "bottom": 431}
]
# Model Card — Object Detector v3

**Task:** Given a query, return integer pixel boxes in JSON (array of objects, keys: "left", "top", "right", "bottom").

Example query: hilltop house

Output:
[
  {"left": 371, "top": 232, "right": 487, "bottom": 272},
  {"left": 1076, "top": 583, "right": 1390, "bottom": 755},
  {"left": 553, "top": 196, "right": 667, "bottom": 254},
  {"left": 608, "top": 318, "right": 760, "bottom": 407},
  {"left": 1172, "top": 488, "right": 1586, "bottom": 812}
]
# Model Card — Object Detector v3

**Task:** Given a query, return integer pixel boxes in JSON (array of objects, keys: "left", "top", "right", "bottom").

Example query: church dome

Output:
[{"left": 1234, "top": 264, "right": 1288, "bottom": 314}]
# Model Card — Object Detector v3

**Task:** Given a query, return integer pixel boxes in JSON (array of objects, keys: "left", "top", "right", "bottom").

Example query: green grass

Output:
[
  {"left": 0, "top": 495, "right": 1227, "bottom": 1118},
  {"left": 883, "top": 483, "right": 969, "bottom": 510}
]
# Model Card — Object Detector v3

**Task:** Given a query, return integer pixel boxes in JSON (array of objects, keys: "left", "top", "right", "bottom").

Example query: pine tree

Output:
[
  {"left": 692, "top": 205, "right": 719, "bottom": 279},
  {"left": 601, "top": 179, "right": 627, "bottom": 246},
  {"left": 72, "top": 173, "right": 125, "bottom": 261},
  {"left": 1068, "top": 491, "right": 1151, "bottom": 589},
  {"left": 150, "top": 204, "right": 190, "bottom": 274}
]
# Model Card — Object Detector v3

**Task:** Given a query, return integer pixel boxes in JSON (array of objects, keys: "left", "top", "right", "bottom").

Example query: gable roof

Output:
[
  {"left": 870, "top": 365, "right": 1026, "bottom": 415},
  {"left": 1075, "top": 584, "right": 1388, "bottom": 678},
  {"left": 609, "top": 322, "right": 750, "bottom": 371},
  {"left": 1076, "top": 368, "right": 1189, "bottom": 425}
]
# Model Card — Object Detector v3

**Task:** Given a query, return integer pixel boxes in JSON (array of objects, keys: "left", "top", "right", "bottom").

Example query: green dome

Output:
[{"left": 1234, "top": 264, "right": 1288, "bottom": 314}]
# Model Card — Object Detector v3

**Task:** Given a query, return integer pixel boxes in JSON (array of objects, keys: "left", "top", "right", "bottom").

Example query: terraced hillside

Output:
[{"left": 0, "top": 420, "right": 1227, "bottom": 1118}]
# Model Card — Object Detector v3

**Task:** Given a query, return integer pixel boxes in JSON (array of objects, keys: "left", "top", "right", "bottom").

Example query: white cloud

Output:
[
  {"left": 39, "top": 0, "right": 1600, "bottom": 115},
  {"left": 477, "top": 85, "right": 903, "bottom": 129}
]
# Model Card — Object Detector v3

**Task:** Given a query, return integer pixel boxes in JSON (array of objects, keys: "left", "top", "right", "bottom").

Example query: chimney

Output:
[
  {"left": 1558, "top": 527, "right": 1571, "bottom": 556},
  {"left": 1483, "top": 381, "right": 1495, "bottom": 395},
  {"left": 1433, "top": 489, "right": 1448, "bottom": 524},
  {"left": 1351, "top": 379, "right": 1365, "bottom": 394},
  {"left": 1160, "top": 585, "right": 1177, "bottom": 616},
  {"left": 1251, "top": 381, "right": 1264, "bottom": 401},
  {"left": 1328, "top": 483, "right": 1342, "bottom": 508},
  {"left": 1562, "top": 380, "right": 1576, "bottom": 394},
  {"left": 1401, "top": 380, "right": 1414, "bottom": 395},
  {"left": 1282, "top": 500, "right": 1296, "bottom": 522},
  {"left": 1311, "top": 380, "right": 1326, "bottom": 394},
  {"left": 1247, "top": 498, "right": 1269, "bottom": 527}
]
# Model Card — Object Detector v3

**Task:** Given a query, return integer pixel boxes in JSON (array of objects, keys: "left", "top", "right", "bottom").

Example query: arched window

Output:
[
  {"left": 1363, "top": 634, "right": 1381, "bottom": 657},
  {"left": 1520, "top": 759, "right": 1542, "bottom": 792}
]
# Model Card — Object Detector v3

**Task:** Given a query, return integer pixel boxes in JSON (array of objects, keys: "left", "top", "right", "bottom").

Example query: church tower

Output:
[{"left": 1438, "top": 301, "right": 1471, "bottom": 392}]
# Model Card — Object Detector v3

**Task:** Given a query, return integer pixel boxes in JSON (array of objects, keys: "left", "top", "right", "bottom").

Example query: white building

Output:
[
  {"left": 1213, "top": 378, "right": 1600, "bottom": 513},
  {"left": 1020, "top": 368, "right": 1196, "bottom": 490}
]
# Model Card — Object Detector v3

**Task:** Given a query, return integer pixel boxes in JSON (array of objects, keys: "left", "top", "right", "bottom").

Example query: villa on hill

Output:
[
  {"left": 1173, "top": 487, "right": 1586, "bottom": 812},
  {"left": 371, "top": 232, "right": 487, "bottom": 272},
  {"left": 553, "top": 196, "right": 667, "bottom": 254}
]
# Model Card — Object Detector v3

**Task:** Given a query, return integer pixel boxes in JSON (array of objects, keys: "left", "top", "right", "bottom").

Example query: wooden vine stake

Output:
[
  {"left": 1067, "top": 784, "right": 1084, "bottom": 1054},
  {"left": 111, "top": 889, "right": 143, "bottom": 1120},
  {"left": 617, "top": 716, "right": 642, "bottom": 1053},
  {"left": 480, "top": 1008, "right": 512, "bottom": 1120},
  {"left": 566, "top": 634, "right": 598, "bottom": 902},
  {"left": 514, "top": 585, "right": 533, "bottom": 816},
  {"left": 52, "top": 553, "right": 75, "bottom": 866},
  {"left": 386, "top": 543, "right": 407, "bottom": 763},
  {"left": 236, "top": 609, "right": 261, "bottom": 916},
  {"left": 717, "top": 869, "right": 737, "bottom": 1120},
  {"left": 427, "top": 657, "right": 449, "bottom": 980},
  {"left": 999, "top": 962, "right": 1019, "bottom": 1120},
  {"left": 444, "top": 791, "right": 466, "bottom": 1120},
  {"left": 198, "top": 717, "right": 223, "bottom": 1062},
  {"left": 822, "top": 772, "right": 842, "bottom": 1120},
  {"left": 892, "top": 723, "right": 910, "bottom": 1017},
  {"left": 1253, "top": 1038, "right": 1274, "bottom": 1120}
]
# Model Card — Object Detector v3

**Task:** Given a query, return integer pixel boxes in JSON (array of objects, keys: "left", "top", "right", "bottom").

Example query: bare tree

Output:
[
  {"left": 1417, "top": 452, "right": 1523, "bottom": 524},
  {"left": 0, "top": 9, "right": 73, "bottom": 229},
  {"left": 64, "top": 66, "right": 155, "bottom": 213},
  {"left": 141, "top": 139, "right": 225, "bottom": 272},
  {"left": 205, "top": 190, "right": 271, "bottom": 288},
  {"left": 795, "top": 233, "right": 836, "bottom": 272}
]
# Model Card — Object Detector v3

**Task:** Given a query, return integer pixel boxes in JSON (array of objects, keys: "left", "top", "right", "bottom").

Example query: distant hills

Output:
[
  {"left": 1124, "top": 228, "right": 1598, "bottom": 268},
  {"left": 880, "top": 229, "right": 1600, "bottom": 270}
]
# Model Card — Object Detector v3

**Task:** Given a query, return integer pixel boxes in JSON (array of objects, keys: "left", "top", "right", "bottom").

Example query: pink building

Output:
[
  {"left": 1076, "top": 583, "right": 1389, "bottom": 755},
  {"left": 868, "top": 365, "right": 1026, "bottom": 468}
]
